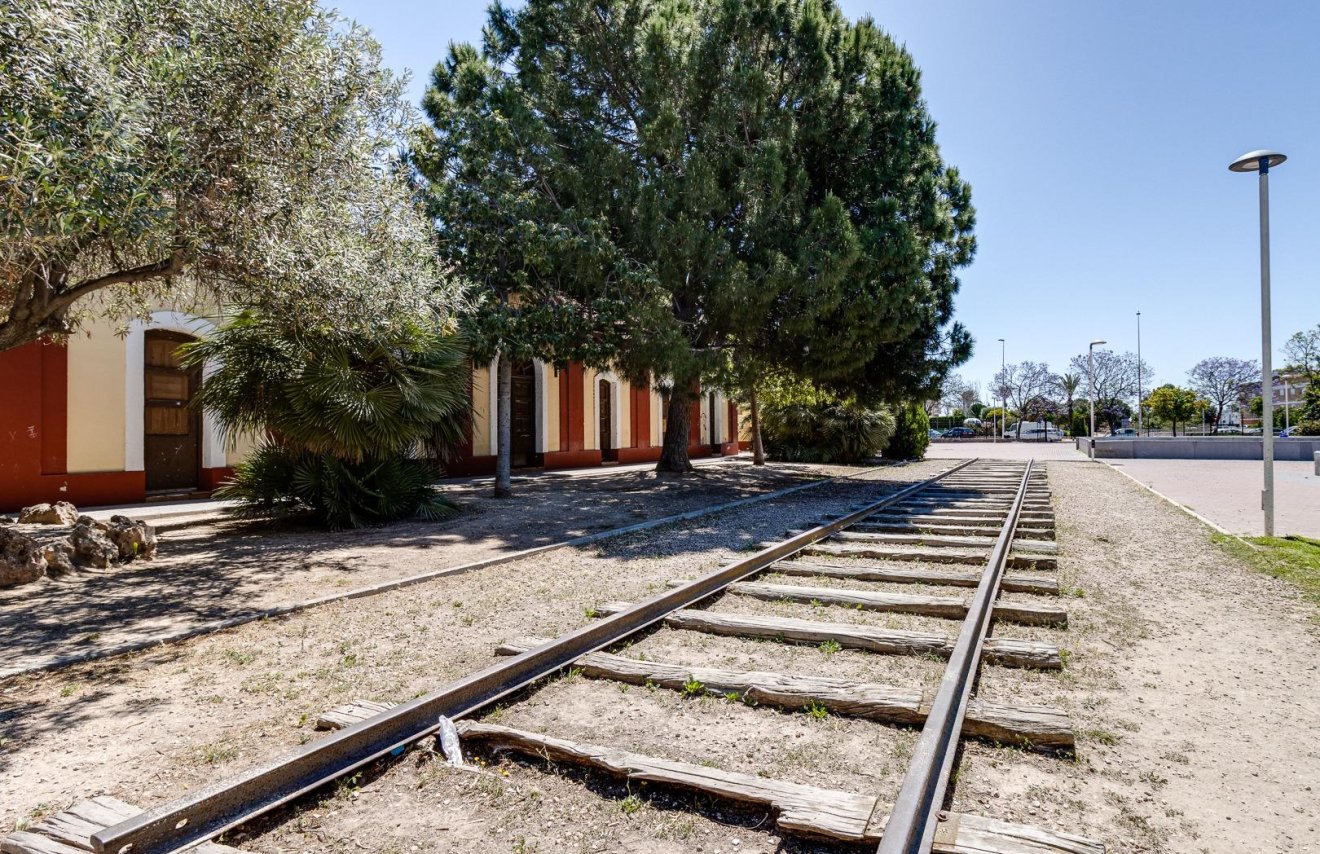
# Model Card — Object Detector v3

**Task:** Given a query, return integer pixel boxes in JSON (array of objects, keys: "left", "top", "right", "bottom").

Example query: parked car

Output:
[
  {"left": 1111, "top": 428, "right": 1137, "bottom": 438},
  {"left": 942, "top": 426, "right": 977, "bottom": 439},
  {"left": 928, "top": 429, "right": 944, "bottom": 440}
]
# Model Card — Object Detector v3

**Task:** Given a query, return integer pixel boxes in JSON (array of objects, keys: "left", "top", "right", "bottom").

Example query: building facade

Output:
[
  {"left": 1, "top": 318, "right": 742, "bottom": 510},
  {"left": 448, "top": 357, "right": 742, "bottom": 475},
  {"left": 0, "top": 311, "right": 253, "bottom": 511}
]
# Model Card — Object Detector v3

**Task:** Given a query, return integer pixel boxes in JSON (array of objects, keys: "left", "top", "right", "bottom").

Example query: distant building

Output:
[{"left": 1237, "top": 372, "right": 1310, "bottom": 429}]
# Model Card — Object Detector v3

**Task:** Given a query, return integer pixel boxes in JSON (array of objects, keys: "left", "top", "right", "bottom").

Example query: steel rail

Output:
[
  {"left": 93, "top": 460, "right": 978, "bottom": 854},
  {"left": 876, "top": 460, "right": 1034, "bottom": 854}
]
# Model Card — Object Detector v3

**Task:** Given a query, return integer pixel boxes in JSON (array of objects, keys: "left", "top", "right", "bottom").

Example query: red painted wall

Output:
[
  {"left": 630, "top": 382, "right": 651, "bottom": 448},
  {"left": 0, "top": 340, "right": 146, "bottom": 511},
  {"left": 559, "top": 362, "right": 586, "bottom": 452}
]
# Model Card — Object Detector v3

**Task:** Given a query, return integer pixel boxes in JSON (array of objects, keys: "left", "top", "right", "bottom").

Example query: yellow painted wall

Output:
[
  {"left": 66, "top": 319, "right": 126, "bottom": 473},
  {"left": 583, "top": 368, "right": 598, "bottom": 450},
  {"left": 225, "top": 431, "right": 257, "bottom": 466},
  {"left": 472, "top": 363, "right": 491, "bottom": 456},
  {"left": 617, "top": 378, "right": 632, "bottom": 448},
  {"left": 544, "top": 363, "right": 560, "bottom": 451}
]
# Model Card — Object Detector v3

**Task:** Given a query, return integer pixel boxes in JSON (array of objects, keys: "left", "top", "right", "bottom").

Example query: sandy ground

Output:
[
  {"left": 955, "top": 460, "right": 1320, "bottom": 853},
  {"left": 0, "top": 460, "right": 947, "bottom": 837},
  {"left": 3, "top": 458, "right": 1317, "bottom": 854},
  {"left": 1103, "top": 457, "right": 1320, "bottom": 538},
  {"left": 0, "top": 460, "right": 851, "bottom": 676}
]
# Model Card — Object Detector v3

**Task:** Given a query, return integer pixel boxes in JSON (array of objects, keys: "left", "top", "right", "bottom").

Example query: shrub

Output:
[
  {"left": 886, "top": 404, "right": 931, "bottom": 460},
  {"left": 760, "top": 402, "right": 896, "bottom": 464},
  {"left": 219, "top": 446, "right": 453, "bottom": 529},
  {"left": 182, "top": 313, "right": 470, "bottom": 528}
]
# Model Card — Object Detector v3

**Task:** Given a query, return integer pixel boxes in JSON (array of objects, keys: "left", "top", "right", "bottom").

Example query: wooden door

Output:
[
  {"left": 144, "top": 331, "right": 201, "bottom": 493},
  {"left": 509, "top": 360, "right": 537, "bottom": 468},
  {"left": 599, "top": 380, "right": 616, "bottom": 461}
]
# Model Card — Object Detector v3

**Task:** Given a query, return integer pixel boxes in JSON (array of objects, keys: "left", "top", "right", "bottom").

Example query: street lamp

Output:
[
  {"left": 1230, "top": 148, "right": 1286, "bottom": 537},
  {"left": 1088, "top": 339, "right": 1107, "bottom": 446},
  {"left": 1136, "top": 311, "right": 1143, "bottom": 436},
  {"left": 997, "top": 338, "right": 1006, "bottom": 442}
]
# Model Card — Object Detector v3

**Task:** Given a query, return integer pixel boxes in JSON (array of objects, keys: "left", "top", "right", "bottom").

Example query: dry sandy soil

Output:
[
  {"left": 2, "top": 459, "right": 1317, "bottom": 854},
  {"left": 0, "top": 460, "right": 852, "bottom": 676}
]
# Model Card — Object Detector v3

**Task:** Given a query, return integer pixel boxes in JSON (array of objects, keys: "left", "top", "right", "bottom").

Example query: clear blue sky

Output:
[{"left": 333, "top": 0, "right": 1320, "bottom": 399}]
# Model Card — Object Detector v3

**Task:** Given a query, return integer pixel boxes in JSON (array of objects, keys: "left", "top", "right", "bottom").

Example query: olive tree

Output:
[{"left": 1, "top": 0, "right": 454, "bottom": 352}]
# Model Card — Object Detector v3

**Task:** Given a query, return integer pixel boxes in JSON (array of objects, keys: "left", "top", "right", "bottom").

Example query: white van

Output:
[{"left": 1011, "top": 422, "right": 1064, "bottom": 442}]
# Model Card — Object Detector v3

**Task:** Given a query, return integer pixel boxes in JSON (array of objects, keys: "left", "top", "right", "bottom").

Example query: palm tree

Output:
[
  {"left": 1058, "top": 373, "right": 1082, "bottom": 431},
  {"left": 181, "top": 312, "right": 471, "bottom": 527}
]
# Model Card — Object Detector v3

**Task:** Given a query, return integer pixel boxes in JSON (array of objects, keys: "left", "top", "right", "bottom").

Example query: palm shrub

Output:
[
  {"left": 181, "top": 312, "right": 470, "bottom": 527},
  {"left": 760, "top": 401, "right": 896, "bottom": 464},
  {"left": 887, "top": 404, "right": 931, "bottom": 460}
]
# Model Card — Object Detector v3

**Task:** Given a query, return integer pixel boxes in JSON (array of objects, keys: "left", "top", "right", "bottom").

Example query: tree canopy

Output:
[
  {"left": 1068, "top": 349, "right": 1151, "bottom": 404},
  {"left": 1, "top": 0, "right": 457, "bottom": 352},
  {"left": 430, "top": 0, "right": 974, "bottom": 470},
  {"left": 1283, "top": 324, "right": 1320, "bottom": 382},
  {"left": 1145, "top": 384, "right": 1206, "bottom": 437},
  {"left": 1187, "top": 356, "right": 1258, "bottom": 433}
]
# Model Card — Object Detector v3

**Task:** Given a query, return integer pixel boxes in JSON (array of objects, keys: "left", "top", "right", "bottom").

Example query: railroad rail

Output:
[{"left": 6, "top": 459, "right": 1102, "bottom": 854}]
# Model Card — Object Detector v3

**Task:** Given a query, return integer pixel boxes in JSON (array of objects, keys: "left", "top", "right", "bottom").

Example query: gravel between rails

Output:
[{"left": 0, "top": 460, "right": 946, "bottom": 847}]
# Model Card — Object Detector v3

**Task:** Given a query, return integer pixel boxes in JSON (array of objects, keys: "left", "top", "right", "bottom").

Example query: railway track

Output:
[{"left": 5, "top": 459, "right": 1104, "bottom": 854}]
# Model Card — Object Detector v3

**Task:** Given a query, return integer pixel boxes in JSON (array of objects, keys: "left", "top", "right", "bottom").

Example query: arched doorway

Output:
[
  {"left": 143, "top": 330, "right": 201, "bottom": 493},
  {"left": 510, "top": 360, "right": 537, "bottom": 468},
  {"left": 599, "top": 379, "right": 616, "bottom": 462}
]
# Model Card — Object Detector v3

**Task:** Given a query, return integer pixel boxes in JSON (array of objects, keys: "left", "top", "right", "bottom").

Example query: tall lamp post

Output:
[
  {"left": 997, "top": 338, "right": 1006, "bottom": 442},
  {"left": 1230, "top": 149, "right": 1286, "bottom": 537},
  {"left": 1136, "top": 311, "right": 1143, "bottom": 435},
  {"left": 1088, "top": 339, "right": 1107, "bottom": 446}
]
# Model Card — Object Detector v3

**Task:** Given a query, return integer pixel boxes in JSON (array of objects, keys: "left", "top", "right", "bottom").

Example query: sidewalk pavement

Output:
[
  {"left": 923, "top": 441, "right": 1089, "bottom": 462},
  {"left": 1101, "top": 458, "right": 1320, "bottom": 539}
]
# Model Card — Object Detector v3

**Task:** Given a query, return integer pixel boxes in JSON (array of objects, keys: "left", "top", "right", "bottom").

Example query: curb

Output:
[{"left": 1, "top": 461, "right": 919, "bottom": 681}]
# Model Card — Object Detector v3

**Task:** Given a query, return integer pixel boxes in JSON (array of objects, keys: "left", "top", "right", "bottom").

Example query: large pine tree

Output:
[{"left": 425, "top": 0, "right": 975, "bottom": 473}]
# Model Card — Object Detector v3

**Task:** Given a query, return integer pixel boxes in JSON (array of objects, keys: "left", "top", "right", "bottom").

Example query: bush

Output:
[
  {"left": 218, "top": 445, "right": 453, "bottom": 529},
  {"left": 182, "top": 313, "right": 470, "bottom": 528},
  {"left": 886, "top": 404, "right": 931, "bottom": 460},
  {"left": 1070, "top": 411, "right": 1089, "bottom": 437},
  {"left": 760, "top": 402, "right": 896, "bottom": 464}
]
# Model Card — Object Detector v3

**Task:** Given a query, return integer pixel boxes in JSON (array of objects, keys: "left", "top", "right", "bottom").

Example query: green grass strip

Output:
[{"left": 1215, "top": 533, "right": 1320, "bottom": 621}]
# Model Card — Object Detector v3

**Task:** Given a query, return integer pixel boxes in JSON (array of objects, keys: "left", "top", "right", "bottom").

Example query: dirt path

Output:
[
  {"left": 956, "top": 460, "right": 1320, "bottom": 853},
  {"left": 0, "top": 460, "right": 850, "bottom": 677}
]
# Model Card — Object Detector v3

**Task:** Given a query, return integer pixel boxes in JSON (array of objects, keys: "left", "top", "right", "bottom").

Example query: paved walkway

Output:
[
  {"left": 77, "top": 454, "right": 750, "bottom": 527},
  {"left": 1101, "top": 458, "right": 1320, "bottom": 539},
  {"left": 924, "top": 441, "right": 1088, "bottom": 461}
]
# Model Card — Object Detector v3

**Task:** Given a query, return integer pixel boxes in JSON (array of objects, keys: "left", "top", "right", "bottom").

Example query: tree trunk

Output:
[
  {"left": 749, "top": 384, "right": 766, "bottom": 466},
  {"left": 1212, "top": 403, "right": 1223, "bottom": 434},
  {"left": 494, "top": 355, "right": 513, "bottom": 498},
  {"left": 656, "top": 389, "right": 694, "bottom": 473}
]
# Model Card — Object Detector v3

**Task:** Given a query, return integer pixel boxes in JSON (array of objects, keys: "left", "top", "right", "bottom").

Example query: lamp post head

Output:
[
  {"left": 1229, "top": 150, "right": 1286, "bottom": 173},
  {"left": 1090, "top": 339, "right": 1106, "bottom": 348}
]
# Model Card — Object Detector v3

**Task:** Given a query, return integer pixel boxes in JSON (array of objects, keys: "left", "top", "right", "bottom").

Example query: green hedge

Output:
[
  {"left": 887, "top": 404, "right": 930, "bottom": 460},
  {"left": 760, "top": 402, "right": 896, "bottom": 464}
]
